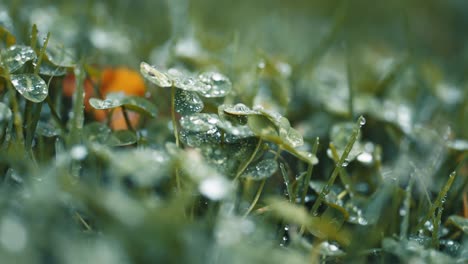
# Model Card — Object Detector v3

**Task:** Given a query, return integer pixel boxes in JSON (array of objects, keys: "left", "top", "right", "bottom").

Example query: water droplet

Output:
[
  {"left": 357, "top": 152, "right": 373, "bottom": 164},
  {"left": 399, "top": 207, "right": 407, "bottom": 216},
  {"left": 358, "top": 116, "right": 366, "bottom": 127},
  {"left": 199, "top": 176, "right": 230, "bottom": 201},
  {"left": 257, "top": 60, "right": 266, "bottom": 69},
  {"left": 70, "top": 145, "right": 88, "bottom": 160},
  {"left": 0, "top": 215, "right": 28, "bottom": 252},
  {"left": 180, "top": 113, "right": 219, "bottom": 132},
  {"left": 89, "top": 97, "right": 122, "bottom": 110},
  {"left": 175, "top": 89, "right": 204, "bottom": 115},
  {"left": 242, "top": 159, "right": 278, "bottom": 180},
  {"left": 197, "top": 71, "right": 232, "bottom": 98},
  {"left": 341, "top": 159, "right": 349, "bottom": 167}
]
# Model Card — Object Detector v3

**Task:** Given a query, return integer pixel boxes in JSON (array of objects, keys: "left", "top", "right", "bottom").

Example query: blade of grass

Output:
[
  {"left": 400, "top": 176, "right": 413, "bottom": 240},
  {"left": 415, "top": 171, "right": 457, "bottom": 231},
  {"left": 300, "top": 137, "right": 319, "bottom": 206},
  {"left": 329, "top": 142, "right": 355, "bottom": 198},
  {"left": 311, "top": 116, "right": 365, "bottom": 215}
]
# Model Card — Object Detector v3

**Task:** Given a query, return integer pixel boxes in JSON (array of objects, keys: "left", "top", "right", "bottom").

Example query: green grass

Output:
[{"left": 0, "top": 0, "right": 467, "bottom": 263}]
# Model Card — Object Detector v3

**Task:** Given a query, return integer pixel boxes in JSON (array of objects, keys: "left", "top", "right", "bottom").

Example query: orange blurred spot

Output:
[
  {"left": 62, "top": 67, "right": 146, "bottom": 130},
  {"left": 100, "top": 67, "right": 146, "bottom": 97},
  {"left": 110, "top": 108, "right": 140, "bottom": 131}
]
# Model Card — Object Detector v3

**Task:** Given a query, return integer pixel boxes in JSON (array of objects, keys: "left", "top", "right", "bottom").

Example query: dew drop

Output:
[
  {"left": 199, "top": 176, "right": 230, "bottom": 201},
  {"left": 70, "top": 145, "right": 88, "bottom": 160},
  {"left": 358, "top": 116, "right": 366, "bottom": 127},
  {"left": 341, "top": 159, "right": 349, "bottom": 167},
  {"left": 0, "top": 215, "right": 28, "bottom": 252}
]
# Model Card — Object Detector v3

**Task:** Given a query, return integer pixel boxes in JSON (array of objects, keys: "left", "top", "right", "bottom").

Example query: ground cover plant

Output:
[{"left": 0, "top": 0, "right": 467, "bottom": 263}]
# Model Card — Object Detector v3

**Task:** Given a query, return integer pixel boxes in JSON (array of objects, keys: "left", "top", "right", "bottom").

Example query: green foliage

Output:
[{"left": 0, "top": 1, "right": 467, "bottom": 263}]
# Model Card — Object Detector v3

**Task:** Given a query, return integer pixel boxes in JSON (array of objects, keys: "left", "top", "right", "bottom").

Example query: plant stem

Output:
[
  {"left": 243, "top": 179, "right": 266, "bottom": 217},
  {"left": 300, "top": 137, "right": 319, "bottom": 206},
  {"left": 45, "top": 96, "right": 66, "bottom": 133},
  {"left": 432, "top": 207, "right": 442, "bottom": 249},
  {"left": 6, "top": 83, "right": 24, "bottom": 145},
  {"left": 34, "top": 32, "right": 50, "bottom": 75},
  {"left": 170, "top": 84, "right": 179, "bottom": 147},
  {"left": 121, "top": 106, "right": 135, "bottom": 132},
  {"left": 400, "top": 176, "right": 413, "bottom": 240}
]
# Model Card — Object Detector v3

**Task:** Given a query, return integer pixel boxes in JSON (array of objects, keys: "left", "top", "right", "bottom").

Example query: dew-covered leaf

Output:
[
  {"left": 223, "top": 103, "right": 259, "bottom": 116},
  {"left": 0, "top": 45, "right": 36, "bottom": 73},
  {"left": 36, "top": 60, "right": 67, "bottom": 76},
  {"left": 180, "top": 113, "right": 220, "bottom": 133},
  {"left": 90, "top": 93, "right": 157, "bottom": 118},
  {"left": 140, "top": 62, "right": 209, "bottom": 92},
  {"left": 89, "top": 97, "right": 123, "bottom": 110},
  {"left": 216, "top": 119, "right": 254, "bottom": 139},
  {"left": 45, "top": 41, "right": 76, "bottom": 67},
  {"left": 247, "top": 114, "right": 280, "bottom": 142},
  {"left": 242, "top": 158, "right": 278, "bottom": 180},
  {"left": 168, "top": 68, "right": 208, "bottom": 92},
  {"left": 120, "top": 96, "right": 157, "bottom": 118},
  {"left": 140, "top": 62, "right": 172, "bottom": 87},
  {"left": 175, "top": 89, "right": 204, "bottom": 115},
  {"left": 197, "top": 71, "right": 232, "bottom": 97},
  {"left": 10, "top": 74, "right": 48, "bottom": 102}
]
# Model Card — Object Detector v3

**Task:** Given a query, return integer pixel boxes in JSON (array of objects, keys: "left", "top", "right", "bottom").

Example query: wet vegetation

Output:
[{"left": 0, "top": 0, "right": 467, "bottom": 263}]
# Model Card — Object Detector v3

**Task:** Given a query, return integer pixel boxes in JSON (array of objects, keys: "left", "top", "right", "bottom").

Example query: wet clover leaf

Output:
[
  {"left": 180, "top": 113, "right": 220, "bottom": 133},
  {"left": 35, "top": 60, "right": 67, "bottom": 76},
  {"left": 140, "top": 62, "right": 209, "bottom": 92},
  {"left": 197, "top": 71, "right": 232, "bottom": 97},
  {"left": 89, "top": 93, "right": 157, "bottom": 117},
  {"left": 223, "top": 103, "right": 259, "bottom": 116},
  {"left": 89, "top": 97, "right": 123, "bottom": 110},
  {"left": 242, "top": 158, "right": 278, "bottom": 180},
  {"left": 175, "top": 89, "right": 204, "bottom": 115},
  {"left": 10, "top": 74, "right": 48, "bottom": 103},
  {"left": 45, "top": 41, "right": 76, "bottom": 67},
  {"left": 119, "top": 96, "right": 157, "bottom": 118},
  {"left": 140, "top": 62, "right": 172, "bottom": 87},
  {"left": 0, "top": 45, "right": 36, "bottom": 73}
]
